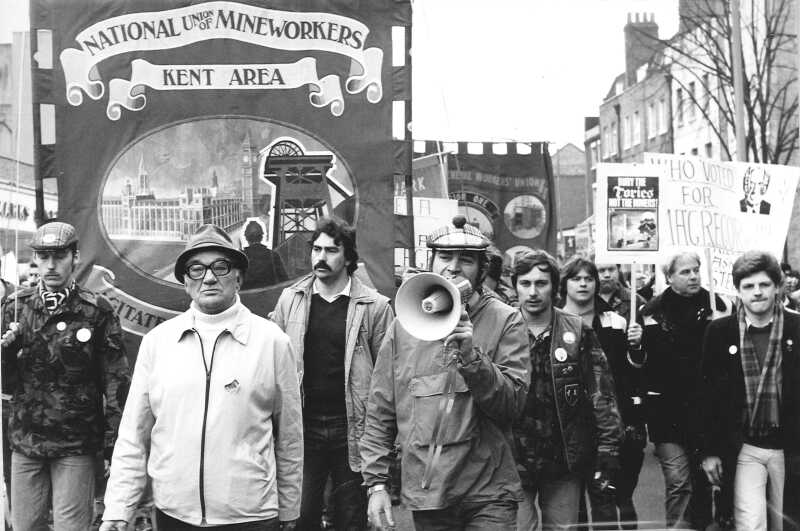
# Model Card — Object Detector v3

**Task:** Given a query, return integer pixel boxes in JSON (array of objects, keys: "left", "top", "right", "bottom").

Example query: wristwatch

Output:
[{"left": 367, "top": 484, "right": 387, "bottom": 497}]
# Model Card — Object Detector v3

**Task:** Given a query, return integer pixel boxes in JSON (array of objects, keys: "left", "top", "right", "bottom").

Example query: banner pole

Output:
[
  {"left": 705, "top": 247, "right": 716, "bottom": 315},
  {"left": 630, "top": 261, "right": 637, "bottom": 325}
]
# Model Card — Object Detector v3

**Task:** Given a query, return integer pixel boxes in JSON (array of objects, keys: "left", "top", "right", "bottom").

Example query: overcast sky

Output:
[{"left": 1, "top": 0, "right": 679, "bottom": 149}]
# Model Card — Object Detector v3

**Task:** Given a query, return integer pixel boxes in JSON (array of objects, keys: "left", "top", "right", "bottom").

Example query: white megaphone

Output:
[{"left": 395, "top": 272, "right": 473, "bottom": 341}]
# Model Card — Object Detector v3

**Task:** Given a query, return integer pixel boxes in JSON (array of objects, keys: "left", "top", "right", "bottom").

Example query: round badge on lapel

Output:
[
  {"left": 56, "top": 321, "right": 67, "bottom": 331},
  {"left": 563, "top": 332, "right": 576, "bottom": 345},
  {"left": 76, "top": 328, "right": 92, "bottom": 343},
  {"left": 555, "top": 347, "right": 568, "bottom": 362},
  {"left": 728, "top": 345, "right": 738, "bottom": 355}
]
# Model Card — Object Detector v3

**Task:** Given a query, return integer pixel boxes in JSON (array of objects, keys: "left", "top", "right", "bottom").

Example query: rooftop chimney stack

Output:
[{"left": 624, "top": 12, "right": 659, "bottom": 88}]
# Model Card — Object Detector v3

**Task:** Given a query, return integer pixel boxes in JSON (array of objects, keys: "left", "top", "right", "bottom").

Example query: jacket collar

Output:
[
  {"left": 174, "top": 301, "right": 251, "bottom": 345},
  {"left": 288, "top": 272, "right": 376, "bottom": 303}
]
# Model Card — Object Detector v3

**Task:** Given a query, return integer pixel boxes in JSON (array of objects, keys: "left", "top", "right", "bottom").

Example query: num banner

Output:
[
  {"left": 415, "top": 141, "right": 557, "bottom": 260},
  {"left": 32, "top": 0, "right": 410, "bottom": 350}
]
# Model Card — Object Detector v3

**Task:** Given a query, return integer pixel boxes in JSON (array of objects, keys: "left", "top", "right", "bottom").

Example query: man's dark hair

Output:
[
  {"left": 310, "top": 216, "right": 359, "bottom": 275},
  {"left": 732, "top": 250, "right": 782, "bottom": 289},
  {"left": 559, "top": 257, "right": 599, "bottom": 301},
  {"left": 244, "top": 221, "right": 264, "bottom": 244},
  {"left": 512, "top": 250, "right": 560, "bottom": 291},
  {"left": 486, "top": 250, "right": 504, "bottom": 282}
]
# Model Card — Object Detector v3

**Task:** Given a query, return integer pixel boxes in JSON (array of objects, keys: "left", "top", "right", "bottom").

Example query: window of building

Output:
[
  {"left": 658, "top": 98, "right": 667, "bottom": 134},
  {"left": 705, "top": 142, "right": 713, "bottom": 158},
  {"left": 647, "top": 102, "right": 656, "bottom": 139},
  {"left": 418, "top": 235, "right": 428, "bottom": 246},
  {"left": 688, "top": 82, "right": 696, "bottom": 121},
  {"left": 702, "top": 73, "right": 710, "bottom": 113},
  {"left": 601, "top": 126, "right": 608, "bottom": 157},
  {"left": 691, "top": 147, "right": 698, "bottom": 155},
  {"left": 610, "top": 122, "right": 618, "bottom": 155},
  {"left": 417, "top": 199, "right": 431, "bottom": 216},
  {"left": 633, "top": 111, "right": 641, "bottom": 145},
  {"left": 676, "top": 88, "right": 684, "bottom": 126},
  {"left": 623, "top": 115, "right": 631, "bottom": 149}
]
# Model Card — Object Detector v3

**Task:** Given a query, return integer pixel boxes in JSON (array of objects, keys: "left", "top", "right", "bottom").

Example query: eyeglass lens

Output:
[{"left": 186, "top": 259, "right": 232, "bottom": 280}]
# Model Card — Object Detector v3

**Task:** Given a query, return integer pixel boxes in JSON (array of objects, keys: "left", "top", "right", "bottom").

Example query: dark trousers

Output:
[
  {"left": 155, "top": 510, "right": 279, "bottom": 530},
  {"left": 580, "top": 430, "right": 646, "bottom": 529},
  {"left": 297, "top": 414, "right": 366, "bottom": 531},
  {"left": 412, "top": 500, "right": 517, "bottom": 531}
]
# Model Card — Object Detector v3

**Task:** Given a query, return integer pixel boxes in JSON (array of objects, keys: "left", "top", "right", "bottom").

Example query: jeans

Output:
[
  {"left": 733, "top": 443, "right": 785, "bottom": 531},
  {"left": 412, "top": 500, "right": 517, "bottom": 531},
  {"left": 155, "top": 510, "right": 280, "bottom": 530},
  {"left": 297, "top": 414, "right": 366, "bottom": 531},
  {"left": 517, "top": 472, "right": 582, "bottom": 530},
  {"left": 654, "top": 442, "right": 712, "bottom": 529},
  {"left": 11, "top": 452, "right": 95, "bottom": 531}
]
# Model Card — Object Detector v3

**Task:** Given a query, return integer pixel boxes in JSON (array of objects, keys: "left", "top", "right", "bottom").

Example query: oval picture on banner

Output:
[
  {"left": 99, "top": 118, "right": 356, "bottom": 290},
  {"left": 503, "top": 194, "right": 547, "bottom": 240}
]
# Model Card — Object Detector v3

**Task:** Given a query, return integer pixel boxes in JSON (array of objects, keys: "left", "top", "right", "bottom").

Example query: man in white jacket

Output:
[{"left": 101, "top": 224, "right": 303, "bottom": 531}]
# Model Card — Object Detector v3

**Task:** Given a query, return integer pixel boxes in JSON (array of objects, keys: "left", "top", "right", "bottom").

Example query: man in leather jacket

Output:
[{"left": 513, "top": 250, "right": 623, "bottom": 530}]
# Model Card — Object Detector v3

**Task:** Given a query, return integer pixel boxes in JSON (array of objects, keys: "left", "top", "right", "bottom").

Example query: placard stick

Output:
[
  {"left": 704, "top": 247, "right": 716, "bottom": 313},
  {"left": 630, "top": 261, "right": 637, "bottom": 324}
]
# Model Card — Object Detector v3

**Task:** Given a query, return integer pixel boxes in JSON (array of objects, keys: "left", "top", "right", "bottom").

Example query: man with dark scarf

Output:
[
  {"left": 1, "top": 221, "right": 130, "bottom": 530},
  {"left": 699, "top": 251, "right": 800, "bottom": 530},
  {"left": 641, "top": 251, "right": 727, "bottom": 529}
]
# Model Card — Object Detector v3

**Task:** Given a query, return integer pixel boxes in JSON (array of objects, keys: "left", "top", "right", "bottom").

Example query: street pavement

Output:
[{"left": 391, "top": 443, "right": 668, "bottom": 530}]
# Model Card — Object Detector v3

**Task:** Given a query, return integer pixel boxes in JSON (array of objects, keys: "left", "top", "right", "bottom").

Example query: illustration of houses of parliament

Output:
[{"left": 102, "top": 134, "right": 263, "bottom": 240}]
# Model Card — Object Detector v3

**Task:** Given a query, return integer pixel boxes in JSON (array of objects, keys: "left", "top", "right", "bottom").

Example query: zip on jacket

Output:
[{"left": 193, "top": 328, "right": 227, "bottom": 526}]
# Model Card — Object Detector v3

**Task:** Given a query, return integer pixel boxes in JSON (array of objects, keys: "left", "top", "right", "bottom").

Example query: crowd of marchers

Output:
[{"left": 1, "top": 217, "right": 800, "bottom": 531}]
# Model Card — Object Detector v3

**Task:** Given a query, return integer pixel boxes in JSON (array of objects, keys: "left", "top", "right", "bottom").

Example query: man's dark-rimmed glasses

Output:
[{"left": 185, "top": 259, "right": 233, "bottom": 280}]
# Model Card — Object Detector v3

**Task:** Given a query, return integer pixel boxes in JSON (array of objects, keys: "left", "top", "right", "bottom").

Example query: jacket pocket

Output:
[{"left": 409, "top": 371, "right": 478, "bottom": 447}]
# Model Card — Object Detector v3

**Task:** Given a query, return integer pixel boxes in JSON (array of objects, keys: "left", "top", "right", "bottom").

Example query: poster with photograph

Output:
[
  {"left": 644, "top": 153, "right": 799, "bottom": 295},
  {"left": 31, "top": 0, "right": 411, "bottom": 351},
  {"left": 595, "top": 164, "right": 664, "bottom": 264}
]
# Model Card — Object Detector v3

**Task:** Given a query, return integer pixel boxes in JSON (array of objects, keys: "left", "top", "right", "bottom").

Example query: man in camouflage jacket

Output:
[{"left": 1, "top": 221, "right": 130, "bottom": 531}]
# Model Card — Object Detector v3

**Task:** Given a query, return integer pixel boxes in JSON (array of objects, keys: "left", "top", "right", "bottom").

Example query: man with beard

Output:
[
  {"left": 559, "top": 257, "right": 646, "bottom": 529},
  {"left": 513, "top": 251, "right": 623, "bottom": 530},
  {"left": 641, "top": 251, "right": 727, "bottom": 529},
  {"left": 360, "top": 215, "right": 529, "bottom": 530},
  {"left": 596, "top": 263, "right": 646, "bottom": 323},
  {"left": 272, "top": 216, "right": 393, "bottom": 530}
]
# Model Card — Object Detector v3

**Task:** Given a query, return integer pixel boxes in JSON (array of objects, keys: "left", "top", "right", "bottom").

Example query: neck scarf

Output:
[
  {"left": 737, "top": 298, "right": 783, "bottom": 438},
  {"left": 39, "top": 280, "right": 75, "bottom": 313}
]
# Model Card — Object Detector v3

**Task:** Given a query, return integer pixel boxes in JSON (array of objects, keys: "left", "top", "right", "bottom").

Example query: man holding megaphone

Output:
[{"left": 360, "top": 216, "right": 531, "bottom": 531}]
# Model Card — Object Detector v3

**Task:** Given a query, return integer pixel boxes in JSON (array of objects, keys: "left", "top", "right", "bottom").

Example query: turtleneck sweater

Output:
[{"left": 190, "top": 297, "right": 242, "bottom": 367}]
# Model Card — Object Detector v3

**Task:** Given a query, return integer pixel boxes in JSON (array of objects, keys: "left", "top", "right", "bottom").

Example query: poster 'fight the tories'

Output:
[{"left": 31, "top": 0, "right": 411, "bottom": 349}]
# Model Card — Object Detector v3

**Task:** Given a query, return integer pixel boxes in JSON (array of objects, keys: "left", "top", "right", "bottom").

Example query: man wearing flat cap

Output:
[
  {"left": 101, "top": 224, "right": 303, "bottom": 531},
  {"left": 360, "top": 215, "right": 530, "bottom": 530},
  {"left": 1, "top": 221, "right": 131, "bottom": 531}
]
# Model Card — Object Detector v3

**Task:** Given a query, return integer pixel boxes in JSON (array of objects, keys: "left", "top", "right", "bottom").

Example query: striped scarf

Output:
[
  {"left": 737, "top": 299, "right": 783, "bottom": 438},
  {"left": 39, "top": 280, "right": 75, "bottom": 313}
]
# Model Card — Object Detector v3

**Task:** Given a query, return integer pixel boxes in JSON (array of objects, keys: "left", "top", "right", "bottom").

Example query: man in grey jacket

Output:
[
  {"left": 271, "top": 216, "right": 393, "bottom": 530},
  {"left": 360, "top": 215, "right": 530, "bottom": 531},
  {"left": 101, "top": 224, "right": 302, "bottom": 530}
]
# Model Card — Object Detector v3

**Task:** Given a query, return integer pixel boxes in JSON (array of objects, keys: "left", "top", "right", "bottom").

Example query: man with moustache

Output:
[
  {"left": 559, "top": 258, "right": 646, "bottom": 529},
  {"left": 596, "top": 262, "right": 646, "bottom": 323},
  {"left": 698, "top": 251, "right": 800, "bottom": 530},
  {"left": 101, "top": 224, "right": 302, "bottom": 530},
  {"left": 512, "top": 250, "right": 622, "bottom": 530},
  {"left": 641, "top": 251, "right": 726, "bottom": 529},
  {"left": 360, "top": 215, "right": 529, "bottom": 530},
  {"left": 272, "top": 216, "right": 393, "bottom": 531}
]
